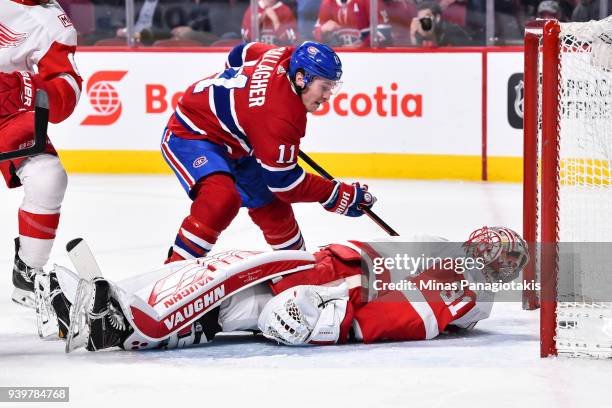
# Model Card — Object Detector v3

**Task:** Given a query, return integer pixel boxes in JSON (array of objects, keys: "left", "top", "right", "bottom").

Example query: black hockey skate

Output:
[
  {"left": 49, "top": 272, "right": 72, "bottom": 339},
  {"left": 86, "top": 278, "right": 131, "bottom": 351},
  {"left": 12, "top": 237, "right": 40, "bottom": 308}
]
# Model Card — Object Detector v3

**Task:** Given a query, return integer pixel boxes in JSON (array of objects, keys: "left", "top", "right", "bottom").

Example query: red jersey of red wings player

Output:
[{"left": 0, "top": 0, "right": 82, "bottom": 308}]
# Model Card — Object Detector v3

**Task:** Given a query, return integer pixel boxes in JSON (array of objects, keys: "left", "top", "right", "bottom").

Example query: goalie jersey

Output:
[
  {"left": 52, "top": 239, "right": 496, "bottom": 349},
  {"left": 269, "top": 239, "right": 495, "bottom": 343}
]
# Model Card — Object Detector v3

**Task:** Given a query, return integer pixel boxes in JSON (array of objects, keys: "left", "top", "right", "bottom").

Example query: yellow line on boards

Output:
[
  {"left": 487, "top": 156, "right": 523, "bottom": 183},
  {"left": 58, "top": 150, "right": 169, "bottom": 174},
  {"left": 57, "top": 150, "right": 523, "bottom": 182},
  {"left": 299, "top": 153, "right": 483, "bottom": 180}
]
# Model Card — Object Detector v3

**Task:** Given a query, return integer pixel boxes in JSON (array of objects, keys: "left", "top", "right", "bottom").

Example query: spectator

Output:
[
  {"left": 557, "top": 0, "right": 577, "bottom": 21},
  {"left": 313, "top": 0, "right": 392, "bottom": 47},
  {"left": 571, "top": 0, "right": 611, "bottom": 22},
  {"left": 241, "top": 0, "right": 297, "bottom": 45},
  {"left": 439, "top": 0, "right": 468, "bottom": 27},
  {"left": 410, "top": 1, "right": 472, "bottom": 46},
  {"left": 537, "top": 0, "right": 562, "bottom": 19},
  {"left": 170, "top": 26, "right": 218, "bottom": 45},
  {"left": 117, "top": 0, "right": 215, "bottom": 45},
  {"left": 384, "top": 0, "right": 417, "bottom": 46}
]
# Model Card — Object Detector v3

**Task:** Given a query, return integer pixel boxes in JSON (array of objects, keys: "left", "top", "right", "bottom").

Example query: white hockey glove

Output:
[{"left": 258, "top": 283, "right": 349, "bottom": 346}]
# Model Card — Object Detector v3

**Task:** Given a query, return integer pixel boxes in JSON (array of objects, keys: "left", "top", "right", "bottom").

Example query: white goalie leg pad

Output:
[
  {"left": 121, "top": 320, "right": 214, "bottom": 351},
  {"left": 121, "top": 331, "right": 162, "bottom": 351},
  {"left": 257, "top": 283, "right": 349, "bottom": 346}
]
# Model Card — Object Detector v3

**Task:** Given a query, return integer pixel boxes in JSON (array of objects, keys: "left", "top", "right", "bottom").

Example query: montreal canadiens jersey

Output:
[
  {"left": 166, "top": 42, "right": 334, "bottom": 203},
  {"left": 241, "top": 1, "right": 297, "bottom": 45},
  {"left": 0, "top": 0, "right": 82, "bottom": 123},
  {"left": 313, "top": 0, "right": 389, "bottom": 46}
]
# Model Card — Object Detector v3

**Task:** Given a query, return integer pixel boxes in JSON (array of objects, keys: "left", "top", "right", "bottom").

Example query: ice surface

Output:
[{"left": 0, "top": 176, "right": 609, "bottom": 408}]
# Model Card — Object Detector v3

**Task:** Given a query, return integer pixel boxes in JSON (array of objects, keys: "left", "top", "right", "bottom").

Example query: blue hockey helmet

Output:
[{"left": 289, "top": 41, "right": 343, "bottom": 88}]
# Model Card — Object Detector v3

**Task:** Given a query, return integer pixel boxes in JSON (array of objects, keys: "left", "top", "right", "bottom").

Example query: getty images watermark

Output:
[{"left": 365, "top": 243, "right": 540, "bottom": 296}]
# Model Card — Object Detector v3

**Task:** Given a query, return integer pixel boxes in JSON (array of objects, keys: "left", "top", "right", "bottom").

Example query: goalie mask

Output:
[{"left": 463, "top": 226, "right": 529, "bottom": 283}]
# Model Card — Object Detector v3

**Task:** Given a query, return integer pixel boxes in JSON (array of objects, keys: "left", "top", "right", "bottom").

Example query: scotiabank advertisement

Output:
[
  {"left": 306, "top": 52, "right": 482, "bottom": 155},
  {"left": 50, "top": 51, "right": 483, "bottom": 156},
  {"left": 51, "top": 51, "right": 227, "bottom": 150}
]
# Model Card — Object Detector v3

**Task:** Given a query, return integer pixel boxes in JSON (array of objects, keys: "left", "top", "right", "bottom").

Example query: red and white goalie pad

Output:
[
  {"left": 53, "top": 250, "right": 316, "bottom": 343},
  {"left": 117, "top": 250, "right": 316, "bottom": 341}
]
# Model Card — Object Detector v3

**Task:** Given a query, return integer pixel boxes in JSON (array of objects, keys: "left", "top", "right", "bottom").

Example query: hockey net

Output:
[{"left": 523, "top": 17, "right": 612, "bottom": 358}]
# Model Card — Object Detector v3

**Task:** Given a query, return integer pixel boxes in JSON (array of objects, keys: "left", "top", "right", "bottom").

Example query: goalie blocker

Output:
[{"left": 40, "top": 226, "right": 529, "bottom": 352}]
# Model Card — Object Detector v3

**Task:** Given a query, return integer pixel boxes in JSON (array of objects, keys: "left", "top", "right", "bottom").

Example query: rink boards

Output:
[{"left": 49, "top": 47, "right": 524, "bottom": 181}]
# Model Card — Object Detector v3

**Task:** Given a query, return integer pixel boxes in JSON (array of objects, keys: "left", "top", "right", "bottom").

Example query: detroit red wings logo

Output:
[
  {"left": 148, "top": 265, "right": 217, "bottom": 308},
  {"left": 147, "top": 250, "right": 262, "bottom": 308},
  {"left": 0, "top": 23, "right": 27, "bottom": 48}
]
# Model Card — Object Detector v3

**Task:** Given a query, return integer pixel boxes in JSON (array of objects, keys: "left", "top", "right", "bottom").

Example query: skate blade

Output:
[
  {"left": 34, "top": 274, "right": 59, "bottom": 339},
  {"left": 65, "top": 279, "right": 93, "bottom": 353},
  {"left": 12, "top": 287, "right": 35, "bottom": 309}
]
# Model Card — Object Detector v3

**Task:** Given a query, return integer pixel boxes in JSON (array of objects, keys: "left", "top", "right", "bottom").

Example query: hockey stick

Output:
[
  {"left": 66, "top": 238, "right": 103, "bottom": 280},
  {"left": 0, "top": 89, "right": 49, "bottom": 162},
  {"left": 65, "top": 238, "right": 104, "bottom": 353},
  {"left": 298, "top": 150, "right": 400, "bottom": 236}
]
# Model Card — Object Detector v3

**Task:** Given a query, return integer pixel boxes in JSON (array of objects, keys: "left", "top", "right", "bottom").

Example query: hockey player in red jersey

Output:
[
  {"left": 161, "top": 41, "right": 375, "bottom": 264},
  {"left": 41, "top": 226, "right": 528, "bottom": 351},
  {"left": 0, "top": 0, "right": 83, "bottom": 307},
  {"left": 313, "top": 0, "right": 392, "bottom": 47},
  {"left": 241, "top": 0, "right": 297, "bottom": 45}
]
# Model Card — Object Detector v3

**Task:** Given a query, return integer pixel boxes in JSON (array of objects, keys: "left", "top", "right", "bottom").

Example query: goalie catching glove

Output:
[
  {"left": 258, "top": 283, "right": 350, "bottom": 345},
  {"left": 321, "top": 181, "right": 376, "bottom": 217}
]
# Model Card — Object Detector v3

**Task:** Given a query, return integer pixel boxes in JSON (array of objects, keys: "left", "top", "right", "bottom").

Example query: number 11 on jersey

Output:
[{"left": 276, "top": 144, "right": 296, "bottom": 164}]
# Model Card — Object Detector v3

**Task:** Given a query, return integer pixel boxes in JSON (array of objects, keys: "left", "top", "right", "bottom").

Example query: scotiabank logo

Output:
[
  {"left": 313, "top": 83, "right": 422, "bottom": 117},
  {"left": 143, "top": 83, "right": 422, "bottom": 118},
  {"left": 81, "top": 71, "right": 128, "bottom": 126},
  {"left": 145, "top": 84, "right": 184, "bottom": 113}
]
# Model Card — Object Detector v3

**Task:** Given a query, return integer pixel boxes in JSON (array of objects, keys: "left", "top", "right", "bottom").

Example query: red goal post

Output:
[{"left": 523, "top": 18, "right": 612, "bottom": 358}]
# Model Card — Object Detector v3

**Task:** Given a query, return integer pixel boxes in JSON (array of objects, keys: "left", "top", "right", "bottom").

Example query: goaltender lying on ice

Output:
[{"left": 34, "top": 226, "right": 529, "bottom": 352}]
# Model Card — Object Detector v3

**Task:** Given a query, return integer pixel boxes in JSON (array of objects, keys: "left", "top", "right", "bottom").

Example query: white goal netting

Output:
[{"left": 553, "top": 16, "right": 612, "bottom": 357}]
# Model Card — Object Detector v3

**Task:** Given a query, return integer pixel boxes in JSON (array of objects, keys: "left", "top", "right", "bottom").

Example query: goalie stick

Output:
[
  {"left": 0, "top": 89, "right": 49, "bottom": 162},
  {"left": 64, "top": 238, "right": 104, "bottom": 353},
  {"left": 298, "top": 150, "right": 400, "bottom": 236}
]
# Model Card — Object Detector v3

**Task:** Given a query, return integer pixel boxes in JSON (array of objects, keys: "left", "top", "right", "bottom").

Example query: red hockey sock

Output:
[
  {"left": 167, "top": 174, "right": 241, "bottom": 263},
  {"left": 17, "top": 209, "right": 60, "bottom": 267},
  {"left": 249, "top": 198, "right": 305, "bottom": 250},
  {"left": 18, "top": 209, "right": 60, "bottom": 239}
]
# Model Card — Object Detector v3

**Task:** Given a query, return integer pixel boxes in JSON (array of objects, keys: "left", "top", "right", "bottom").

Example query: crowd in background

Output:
[{"left": 56, "top": 0, "right": 612, "bottom": 47}]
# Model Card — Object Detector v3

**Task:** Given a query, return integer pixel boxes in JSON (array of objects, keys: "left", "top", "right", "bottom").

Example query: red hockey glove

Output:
[
  {"left": 0, "top": 71, "right": 38, "bottom": 118},
  {"left": 321, "top": 181, "right": 376, "bottom": 217}
]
